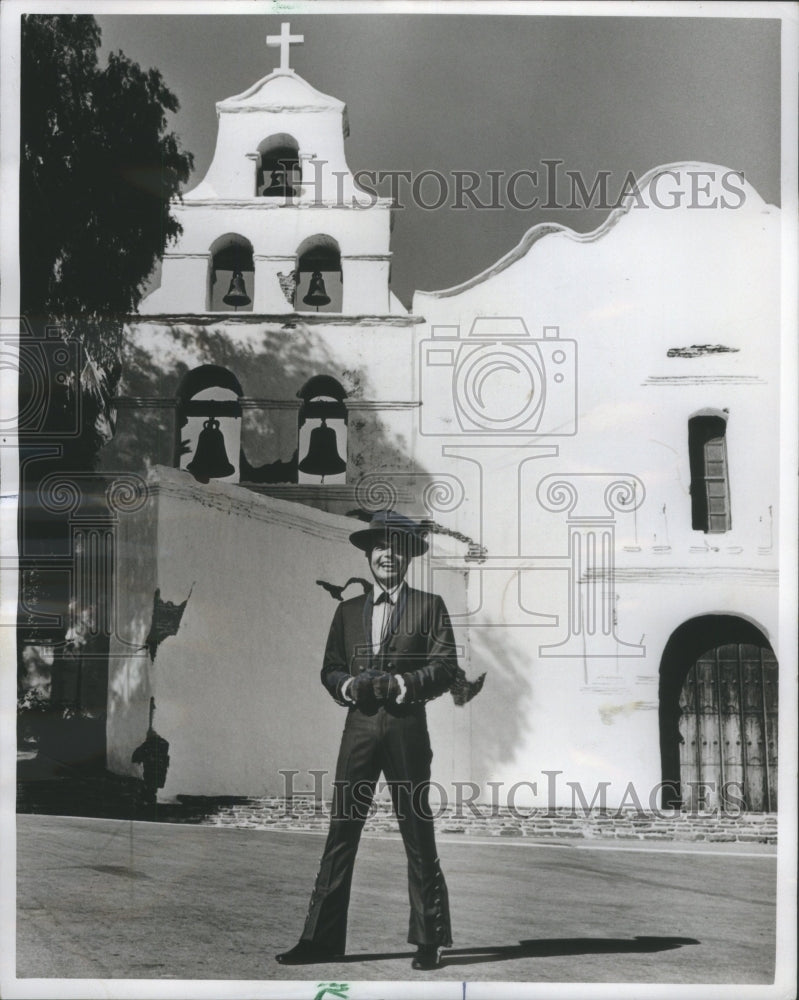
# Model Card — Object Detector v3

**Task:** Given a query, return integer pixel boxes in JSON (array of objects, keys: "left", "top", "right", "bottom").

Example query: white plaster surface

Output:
[
  {"left": 405, "top": 163, "right": 780, "bottom": 805},
  {"left": 139, "top": 68, "right": 396, "bottom": 316},
  {"left": 108, "top": 61, "right": 781, "bottom": 808},
  {"left": 107, "top": 466, "right": 472, "bottom": 799}
]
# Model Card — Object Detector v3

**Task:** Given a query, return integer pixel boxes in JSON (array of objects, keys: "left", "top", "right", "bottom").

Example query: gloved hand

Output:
[
  {"left": 372, "top": 672, "right": 401, "bottom": 704},
  {"left": 350, "top": 670, "right": 381, "bottom": 709}
]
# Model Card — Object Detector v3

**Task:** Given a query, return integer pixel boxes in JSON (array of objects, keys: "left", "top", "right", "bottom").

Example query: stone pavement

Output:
[{"left": 13, "top": 813, "right": 779, "bottom": 991}]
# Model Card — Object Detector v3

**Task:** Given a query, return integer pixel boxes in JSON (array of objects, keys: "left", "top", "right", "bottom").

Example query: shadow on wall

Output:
[
  {"left": 462, "top": 626, "right": 536, "bottom": 789},
  {"left": 104, "top": 323, "right": 411, "bottom": 478},
  {"left": 100, "top": 322, "right": 541, "bottom": 789}
]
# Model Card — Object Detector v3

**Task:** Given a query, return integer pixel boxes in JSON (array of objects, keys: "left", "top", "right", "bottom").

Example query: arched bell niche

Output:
[
  {"left": 207, "top": 234, "right": 254, "bottom": 312},
  {"left": 295, "top": 235, "right": 342, "bottom": 313},
  {"left": 175, "top": 365, "right": 243, "bottom": 484},
  {"left": 296, "top": 375, "right": 348, "bottom": 485},
  {"left": 256, "top": 133, "right": 301, "bottom": 198}
]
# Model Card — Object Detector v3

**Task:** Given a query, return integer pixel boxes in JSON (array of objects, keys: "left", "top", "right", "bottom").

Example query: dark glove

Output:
[
  {"left": 372, "top": 672, "right": 400, "bottom": 704},
  {"left": 350, "top": 670, "right": 381, "bottom": 709},
  {"left": 400, "top": 672, "right": 424, "bottom": 705}
]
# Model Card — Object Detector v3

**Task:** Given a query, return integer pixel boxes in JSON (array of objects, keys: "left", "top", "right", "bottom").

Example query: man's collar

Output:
[{"left": 374, "top": 580, "right": 406, "bottom": 604}]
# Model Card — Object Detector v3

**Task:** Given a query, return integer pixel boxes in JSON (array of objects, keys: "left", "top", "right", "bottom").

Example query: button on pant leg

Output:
[{"left": 383, "top": 714, "right": 452, "bottom": 948}]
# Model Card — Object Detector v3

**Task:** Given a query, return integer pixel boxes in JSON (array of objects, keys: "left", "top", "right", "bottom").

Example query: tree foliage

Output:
[
  {"left": 17, "top": 15, "right": 194, "bottom": 671},
  {"left": 20, "top": 14, "right": 193, "bottom": 453}
]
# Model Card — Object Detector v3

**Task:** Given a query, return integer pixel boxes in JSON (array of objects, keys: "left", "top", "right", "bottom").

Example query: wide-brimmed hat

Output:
[{"left": 349, "top": 510, "right": 429, "bottom": 556}]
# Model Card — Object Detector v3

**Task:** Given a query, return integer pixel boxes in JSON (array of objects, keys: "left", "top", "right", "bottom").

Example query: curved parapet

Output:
[{"left": 413, "top": 162, "right": 774, "bottom": 306}]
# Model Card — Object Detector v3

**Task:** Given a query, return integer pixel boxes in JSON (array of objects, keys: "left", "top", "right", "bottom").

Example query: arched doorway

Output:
[{"left": 659, "top": 615, "right": 777, "bottom": 811}]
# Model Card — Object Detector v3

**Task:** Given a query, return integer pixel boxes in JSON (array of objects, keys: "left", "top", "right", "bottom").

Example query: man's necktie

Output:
[{"left": 374, "top": 591, "right": 393, "bottom": 648}]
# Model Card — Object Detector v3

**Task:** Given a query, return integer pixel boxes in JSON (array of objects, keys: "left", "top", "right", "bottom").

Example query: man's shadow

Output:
[{"left": 337, "top": 936, "right": 699, "bottom": 966}]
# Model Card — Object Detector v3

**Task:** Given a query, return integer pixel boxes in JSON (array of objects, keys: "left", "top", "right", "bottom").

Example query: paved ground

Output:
[{"left": 15, "top": 815, "right": 777, "bottom": 986}]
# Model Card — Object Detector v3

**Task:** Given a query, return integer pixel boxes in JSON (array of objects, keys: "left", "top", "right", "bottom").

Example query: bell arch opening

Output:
[
  {"left": 207, "top": 234, "right": 254, "bottom": 312},
  {"left": 174, "top": 364, "right": 243, "bottom": 483},
  {"left": 658, "top": 614, "right": 777, "bottom": 812},
  {"left": 295, "top": 234, "right": 342, "bottom": 313},
  {"left": 296, "top": 374, "right": 348, "bottom": 485},
  {"left": 256, "top": 133, "right": 301, "bottom": 198}
]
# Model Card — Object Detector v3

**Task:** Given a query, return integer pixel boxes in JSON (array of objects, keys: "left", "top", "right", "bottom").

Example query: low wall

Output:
[
  {"left": 180, "top": 797, "right": 779, "bottom": 844},
  {"left": 16, "top": 767, "right": 777, "bottom": 845},
  {"left": 107, "top": 466, "right": 473, "bottom": 798}
]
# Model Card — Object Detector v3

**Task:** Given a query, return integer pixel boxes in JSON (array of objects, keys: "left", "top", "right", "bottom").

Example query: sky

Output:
[{"left": 96, "top": 10, "right": 781, "bottom": 308}]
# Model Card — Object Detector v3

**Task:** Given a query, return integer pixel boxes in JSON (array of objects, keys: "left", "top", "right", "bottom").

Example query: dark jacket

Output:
[{"left": 321, "top": 586, "right": 458, "bottom": 708}]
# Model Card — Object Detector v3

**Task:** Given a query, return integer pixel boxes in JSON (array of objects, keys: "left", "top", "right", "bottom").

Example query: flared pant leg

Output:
[
  {"left": 383, "top": 712, "right": 453, "bottom": 948},
  {"left": 300, "top": 712, "right": 380, "bottom": 953}
]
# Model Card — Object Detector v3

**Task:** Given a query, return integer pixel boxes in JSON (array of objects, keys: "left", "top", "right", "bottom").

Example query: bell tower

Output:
[
  {"left": 111, "top": 24, "right": 421, "bottom": 503},
  {"left": 140, "top": 23, "right": 400, "bottom": 317}
]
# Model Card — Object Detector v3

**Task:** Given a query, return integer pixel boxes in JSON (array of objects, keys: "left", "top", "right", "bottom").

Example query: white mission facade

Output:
[{"left": 101, "top": 27, "right": 781, "bottom": 812}]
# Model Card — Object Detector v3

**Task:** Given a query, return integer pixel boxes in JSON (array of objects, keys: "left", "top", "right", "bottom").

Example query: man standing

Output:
[{"left": 276, "top": 510, "right": 457, "bottom": 971}]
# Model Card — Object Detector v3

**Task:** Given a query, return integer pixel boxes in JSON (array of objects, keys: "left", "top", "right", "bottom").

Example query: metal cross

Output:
[{"left": 266, "top": 22, "right": 304, "bottom": 71}]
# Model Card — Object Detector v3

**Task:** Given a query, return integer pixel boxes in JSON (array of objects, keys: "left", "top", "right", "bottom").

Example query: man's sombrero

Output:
[{"left": 349, "top": 510, "right": 429, "bottom": 556}]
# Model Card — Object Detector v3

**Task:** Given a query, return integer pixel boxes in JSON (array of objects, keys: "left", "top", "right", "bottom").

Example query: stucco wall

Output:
[
  {"left": 139, "top": 68, "right": 395, "bottom": 316},
  {"left": 101, "top": 314, "right": 425, "bottom": 509},
  {"left": 404, "top": 164, "right": 781, "bottom": 807},
  {"left": 106, "top": 164, "right": 782, "bottom": 809},
  {"left": 107, "top": 466, "right": 473, "bottom": 799}
]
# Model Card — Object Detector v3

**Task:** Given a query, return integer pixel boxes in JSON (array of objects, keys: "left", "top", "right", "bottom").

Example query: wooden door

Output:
[{"left": 679, "top": 643, "right": 777, "bottom": 811}]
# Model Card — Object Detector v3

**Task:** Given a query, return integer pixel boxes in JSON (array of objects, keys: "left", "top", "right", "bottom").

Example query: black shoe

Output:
[
  {"left": 275, "top": 940, "right": 342, "bottom": 965},
  {"left": 411, "top": 944, "right": 442, "bottom": 970}
]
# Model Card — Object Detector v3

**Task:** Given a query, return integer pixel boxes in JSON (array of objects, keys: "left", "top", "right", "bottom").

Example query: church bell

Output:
[
  {"left": 297, "top": 418, "right": 346, "bottom": 482},
  {"left": 302, "top": 270, "right": 331, "bottom": 310},
  {"left": 222, "top": 270, "right": 251, "bottom": 309},
  {"left": 187, "top": 415, "right": 235, "bottom": 483},
  {"left": 263, "top": 167, "right": 295, "bottom": 198}
]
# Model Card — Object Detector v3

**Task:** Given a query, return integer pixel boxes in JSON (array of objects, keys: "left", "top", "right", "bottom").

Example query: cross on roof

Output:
[{"left": 266, "top": 22, "right": 304, "bottom": 71}]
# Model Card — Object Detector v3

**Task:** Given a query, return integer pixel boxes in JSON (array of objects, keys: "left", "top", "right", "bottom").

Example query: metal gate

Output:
[{"left": 679, "top": 643, "right": 777, "bottom": 811}]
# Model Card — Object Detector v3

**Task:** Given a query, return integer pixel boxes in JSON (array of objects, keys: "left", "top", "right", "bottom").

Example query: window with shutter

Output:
[
  {"left": 704, "top": 435, "right": 731, "bottom": 532},
  {"left": 688, "top": 413, "right": 731, "bottom": 533}
]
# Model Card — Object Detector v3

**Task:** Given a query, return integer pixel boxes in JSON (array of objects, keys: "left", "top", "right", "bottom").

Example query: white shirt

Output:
[
  {"left": 371, "top": 581, "right": 405, "bottom": 650},
  {"left": 342, "top": 582, "right": 407, "bottom": 704}
]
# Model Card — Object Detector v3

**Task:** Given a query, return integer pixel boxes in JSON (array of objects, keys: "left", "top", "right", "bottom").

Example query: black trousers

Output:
[{"left": 300, "top": 705, "right": 452, "bottom": 952}]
